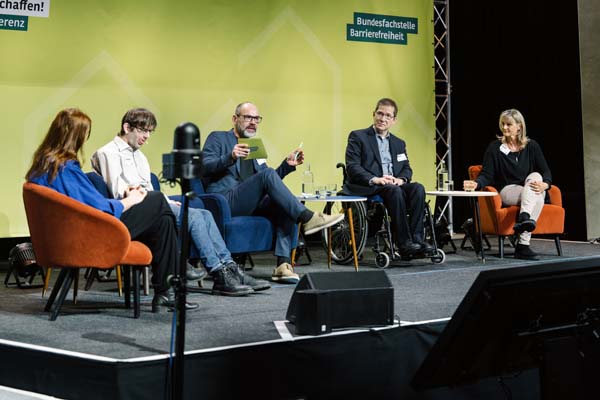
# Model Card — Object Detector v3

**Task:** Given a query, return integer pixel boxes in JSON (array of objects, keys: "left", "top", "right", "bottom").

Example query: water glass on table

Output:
[
  {"left": 463, "top": 180, "right": 476, "bottom": 192},
  {"left": 315, "top": 184, "right": 337, "bottom": 198}
]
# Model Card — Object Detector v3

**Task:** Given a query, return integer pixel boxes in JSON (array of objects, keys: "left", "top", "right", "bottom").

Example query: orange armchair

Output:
[
  {"left": 468, "top": 165, "right": 564, "bottom": 258},
  {"left": 22, "top": 182, "right": 152, "bottom": 320}
]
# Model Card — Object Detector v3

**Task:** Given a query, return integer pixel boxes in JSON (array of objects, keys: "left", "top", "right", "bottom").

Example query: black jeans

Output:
[
  {"left": 374, "top": 182, "right": 426, "bottom": 244},
  {"left": 119, "top": 191, "right": 178, "bottom": 293}
]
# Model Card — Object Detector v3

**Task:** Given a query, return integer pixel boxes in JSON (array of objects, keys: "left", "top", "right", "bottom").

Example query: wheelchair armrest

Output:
[{"left": 336, "top": 162, "right": 348, "bottom": 186}]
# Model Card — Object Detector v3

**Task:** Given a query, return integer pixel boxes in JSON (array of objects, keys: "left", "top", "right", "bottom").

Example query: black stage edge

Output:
[{"left": 0, "top": 321, "right": 537, "bottom": 400}]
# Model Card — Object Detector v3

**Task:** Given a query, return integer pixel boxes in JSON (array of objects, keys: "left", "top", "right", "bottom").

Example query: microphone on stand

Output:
[
  {"left": 162, "top": 121, "right": 203, "bottom": 400},
  {"left": 162, "top": 122, "right": 202, "bottom": 182}
]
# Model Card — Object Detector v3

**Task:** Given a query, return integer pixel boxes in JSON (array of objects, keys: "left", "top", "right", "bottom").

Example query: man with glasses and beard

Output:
[{"left": 202, "top": 102, "right": 344, "bottom": 283}]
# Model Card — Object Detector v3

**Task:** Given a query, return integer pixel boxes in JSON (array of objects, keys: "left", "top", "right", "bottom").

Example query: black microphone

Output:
[{"left": 162, "top": 122, "right": 203, "bottom": 181}]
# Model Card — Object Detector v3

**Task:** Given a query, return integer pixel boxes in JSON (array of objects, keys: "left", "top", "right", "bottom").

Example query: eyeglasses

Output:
[
  {"left": 134, "top": 126, "right": 154, "bottom": 135},
  {"left": 375, "top": 111, "right": 396, "bottom": 120},
  {"left": 237, "top": 114, "right": 263, "bottom": 123}
]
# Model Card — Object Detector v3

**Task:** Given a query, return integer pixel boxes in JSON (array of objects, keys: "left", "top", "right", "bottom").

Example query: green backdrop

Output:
[{"left": 0, "top": 0, "right": 434, "bottom": 237}]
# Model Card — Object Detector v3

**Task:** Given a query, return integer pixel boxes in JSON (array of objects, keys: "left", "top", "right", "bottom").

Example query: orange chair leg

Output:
[
  {"left": 42, "top": 267, "right": 52, "bottom": 297},
  {"left": 291, "top": 223, "right": 301, "bottom": 267},
  {"left": 116, "top": 265, "right": 123, "bottom": 297},
  {"left": 347, "top": 206, "right": 359, "bottom": 272}
]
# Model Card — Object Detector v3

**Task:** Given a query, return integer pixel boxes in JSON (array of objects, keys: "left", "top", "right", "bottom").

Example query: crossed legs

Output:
[
  {"left": 500, "top": 172, "right": 546, "bottom": 245},
  {"left": 225, "top": 168, "right": 306, "bottom": 259}
]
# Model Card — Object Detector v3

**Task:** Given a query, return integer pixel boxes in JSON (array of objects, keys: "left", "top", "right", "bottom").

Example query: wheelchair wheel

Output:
[
  {"left": 375, "top": 252, "right": 390, "bottom": 269},
  {"left": 321, "top": 200, "right": 368, "bottom": 264},
  {"left": 430, "top": 249, "right": 446, "bottom": 264}
]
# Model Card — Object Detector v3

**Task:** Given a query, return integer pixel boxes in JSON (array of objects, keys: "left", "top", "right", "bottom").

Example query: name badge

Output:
[
  {"left": 257, "top": 158, "right": 267, "bottom": 165},
  {"left": 499, "top": 144, "right": 510, "bottom": 155},
  {"left": 397, "top": 153, "right": 407, "bottom": 162}
]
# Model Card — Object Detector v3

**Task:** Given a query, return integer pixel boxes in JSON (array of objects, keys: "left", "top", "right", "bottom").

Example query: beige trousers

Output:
[{"left": 499, "top": 172, "right": 546, "bottom": 245}]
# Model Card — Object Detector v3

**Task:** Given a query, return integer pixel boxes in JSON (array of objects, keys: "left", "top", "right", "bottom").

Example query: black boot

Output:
[
  {"left": 514, "top": 244, "right": 539, "bottom": 260},
  {"left": 398, "top": 240, "right": 420, "bottom": 256},
  {"left": 152, "top": 289, "right": 199, "bottom": 313},
  {"left": 186, "top": 262, "right": 207, "bottom": 282},
  {"left": 211, "top": 267, "right": 253, "bottom": 296},
  {"left": 415, "top": 241, "right": 435, "bottom": 256},
  {"left": 226, "top": 262, "right": 271, "bottom": 291},
  {"left": 513, "top": 212, "right": 536, "bottom": 234}
]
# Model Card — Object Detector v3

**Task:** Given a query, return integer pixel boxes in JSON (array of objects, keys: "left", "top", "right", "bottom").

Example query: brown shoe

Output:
[{"left": 303, "top": 212, "right": 344, "bottom": 236}]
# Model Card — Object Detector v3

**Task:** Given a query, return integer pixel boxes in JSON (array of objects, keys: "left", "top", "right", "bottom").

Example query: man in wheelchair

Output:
[{"left": 343, "top": 98, "right": 434, "bottom": 257}]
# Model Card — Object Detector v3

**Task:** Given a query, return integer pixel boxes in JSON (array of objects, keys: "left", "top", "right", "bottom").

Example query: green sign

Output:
[
  {"left": 347, "top": 12, "right": 418, "bottom": 45},
  {"left": 0, "top": 14, "right": 28, "bottom": 31}
]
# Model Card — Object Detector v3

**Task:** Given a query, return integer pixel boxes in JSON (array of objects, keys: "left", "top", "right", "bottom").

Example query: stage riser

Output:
[{"left": 0, "top": 323, "right": 538, "bottom": 400}]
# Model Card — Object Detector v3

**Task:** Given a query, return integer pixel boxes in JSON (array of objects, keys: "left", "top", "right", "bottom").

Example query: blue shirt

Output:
[
  {"left": 376, "top": 133, "right": 394, "bottom": 175},
  {"left": 28, "top": 160, "right": 124, "bottom": 218}
]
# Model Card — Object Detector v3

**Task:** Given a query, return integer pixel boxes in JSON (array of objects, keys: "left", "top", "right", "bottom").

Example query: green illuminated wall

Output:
[{"left": 0, "top": 0, "right": 434, "bottom": 237}]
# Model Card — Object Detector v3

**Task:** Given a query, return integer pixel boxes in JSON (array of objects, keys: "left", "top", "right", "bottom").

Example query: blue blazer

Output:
[
  {"left": 343, "top": 126, "right": 414, "bottom": 196},
  {"left": 202, "top": 129, "right": 295, "bottom": 194}
]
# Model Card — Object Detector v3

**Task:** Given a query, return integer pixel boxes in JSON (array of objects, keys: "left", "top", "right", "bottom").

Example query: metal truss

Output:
[{"left": 433, "top": 0, "right": 453, "bottom": 232}]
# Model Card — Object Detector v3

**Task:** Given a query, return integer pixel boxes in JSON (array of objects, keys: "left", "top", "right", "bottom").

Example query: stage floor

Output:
[
  {"left": 1, "top": 237, "right": 600, "bottom": 399},
  {"left": 1, "top": 237, "right": 599, "bottom": 361}
]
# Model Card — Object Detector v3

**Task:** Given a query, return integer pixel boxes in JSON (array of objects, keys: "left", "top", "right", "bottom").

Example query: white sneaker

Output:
[
  {"left": 303, "top": 212, "right": 345, "bottom": 236},
  {"left": 271, "top": 263, "right": 300, "bottom": 284}
]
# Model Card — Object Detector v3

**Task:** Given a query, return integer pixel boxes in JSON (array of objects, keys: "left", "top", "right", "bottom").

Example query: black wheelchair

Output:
[{"left": 320, "top": 163, "right": 445, "bottom": 268}]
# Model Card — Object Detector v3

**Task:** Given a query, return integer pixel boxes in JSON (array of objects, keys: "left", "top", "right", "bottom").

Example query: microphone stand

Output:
[
  {"left": 170, "top": 178, "right": 193, "bottom": 400},
  {"left": 163, "top": 121, "right": 202, "bottom": 400}
]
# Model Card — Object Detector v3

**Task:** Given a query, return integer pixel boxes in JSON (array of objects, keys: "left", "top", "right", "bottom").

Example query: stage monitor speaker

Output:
[{"left": 286, "top": 271, "right": 394, "bottom": 335}]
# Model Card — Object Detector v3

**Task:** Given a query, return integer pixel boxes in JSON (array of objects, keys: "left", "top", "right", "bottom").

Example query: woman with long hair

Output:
[
  {"left": 26, "top": 108, "right": 198, "bottom": 312},
  {"left": 463, "top": 109, "right": 552, "bottom": 260}
]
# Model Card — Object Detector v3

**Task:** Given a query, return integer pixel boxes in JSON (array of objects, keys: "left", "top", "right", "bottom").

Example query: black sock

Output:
[
  {"left": 277, "top": 256, "right": 291, "bottom": 266},
  {"left": 299, "top": 209, "right": 314, "bottom": 224}
]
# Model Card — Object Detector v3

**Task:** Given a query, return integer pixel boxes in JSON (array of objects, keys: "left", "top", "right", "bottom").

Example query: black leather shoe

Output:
[
  {"left": 513, "top": 212, "right": 536, "bottom": 234},
  {"left": 152, "top": 290, "right": 199, "bottom": 313},
  {"left": 416, "top": 241, "right": 435, "bottom": 255},
  {"left": 226, "top": 262, "right": 271, "bottom": 291},
  {"left": 186, "top": 263, "right": 207, "bottom": 282},
  {"left": 514, "top": 244, "right": 539, "bottom": 260},
  {"left": 513, "top": 219, "right": 536, "bottom": 234},
  {"left": 211, "top": 267, "right": 253, "bottom": 296},
  {"left": 398, "top": 240, "right": 421, "bottom": 256}
]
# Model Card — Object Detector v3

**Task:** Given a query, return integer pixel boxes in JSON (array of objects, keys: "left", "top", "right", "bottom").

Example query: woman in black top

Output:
[{"left": 463, "top": 109, "right": 551, "bottom": 260}]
